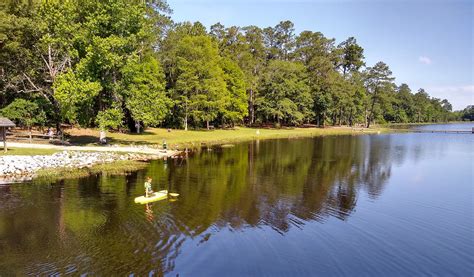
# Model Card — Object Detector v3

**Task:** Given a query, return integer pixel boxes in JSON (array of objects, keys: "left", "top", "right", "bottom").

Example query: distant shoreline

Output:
[
  {"left": 383, "top": 121, "right": 471, "bottom": 126},
  {"left": 4, "top": 123, "right": 470, "bottom": 183}
]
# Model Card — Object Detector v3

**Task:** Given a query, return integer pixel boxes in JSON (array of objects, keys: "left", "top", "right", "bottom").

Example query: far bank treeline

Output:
[{"left": 0, "top": 0, "right": 466, "bottom": 133}]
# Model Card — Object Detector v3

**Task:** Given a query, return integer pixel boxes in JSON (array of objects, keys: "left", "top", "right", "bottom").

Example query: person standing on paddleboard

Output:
[{"left": 144, "top": 177, "right": 154, "bottom": 197}]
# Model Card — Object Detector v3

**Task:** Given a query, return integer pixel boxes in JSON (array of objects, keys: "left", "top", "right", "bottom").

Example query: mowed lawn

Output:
[
  {"left": 0, "top": 148, "right": 59, "bottom": 156},
  {"left": 67, "top": 126, "right": 381, "bottom": 148}
]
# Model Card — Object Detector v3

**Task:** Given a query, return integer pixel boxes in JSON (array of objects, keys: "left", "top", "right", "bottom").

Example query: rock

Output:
[{"left": 0, "top": 148, "right": 173, "bottom": 182}]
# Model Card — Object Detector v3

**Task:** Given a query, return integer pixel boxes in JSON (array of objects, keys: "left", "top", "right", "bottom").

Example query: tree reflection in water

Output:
[{"left": 1, "top": 135, "right": 418, "bottom": 275}]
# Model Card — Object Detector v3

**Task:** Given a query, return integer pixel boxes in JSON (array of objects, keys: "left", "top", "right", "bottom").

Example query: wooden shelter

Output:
[{"left": 0, "top": 117, "right": 15, "bottom": 153}]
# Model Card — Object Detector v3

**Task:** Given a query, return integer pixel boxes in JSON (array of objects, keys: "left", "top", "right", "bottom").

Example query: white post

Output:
[{"left": 3, "top": 128, "right": 7, "bottom": 153}]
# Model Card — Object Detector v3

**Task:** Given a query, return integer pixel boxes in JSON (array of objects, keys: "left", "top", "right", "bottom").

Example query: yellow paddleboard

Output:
[{"left": 134, "top": 190, "right": 168, "bottom": 204}]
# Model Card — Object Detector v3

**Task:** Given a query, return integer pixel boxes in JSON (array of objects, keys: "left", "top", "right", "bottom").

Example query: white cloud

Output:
[
  {"left": 428, "top": 85, "right": 474, "bottom": 94},
  {"left": 426, "top": 85, "right": 474, "bottom": 110},
  {"left": 418, "top": 56, "right": 432, "bottom": 65}
]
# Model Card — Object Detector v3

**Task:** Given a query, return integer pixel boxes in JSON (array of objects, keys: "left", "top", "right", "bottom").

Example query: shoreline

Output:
[
  {"left": 86, "top": 126, "right": 390, "bottom": 149},
  {"left": 34, "top": 160, "right": 151, "bottom": 183},
  {"left": 6, "top": 126, "right": 389, "bottom": 150},
  {"left": 4, "top": 142, "right": 181, "bottom": 155},
  {"left": 1, "top": 126, "right": 390, "bottom": 183},
  {"left": 0, "top": 150, "right": 177, "bottom": 184}
]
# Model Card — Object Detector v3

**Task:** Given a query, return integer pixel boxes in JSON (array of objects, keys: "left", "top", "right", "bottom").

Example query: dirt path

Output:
[{"left": 7, "top": 142, "right": 179, "bottom": 157}]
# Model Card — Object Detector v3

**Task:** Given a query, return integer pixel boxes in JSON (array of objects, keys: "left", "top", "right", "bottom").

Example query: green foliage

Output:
[
  {"left": 263, "top": 21, "right": 295, "bottom": 61},
  {"left": 53, "top": 70, "right": 101, "bottom": 125},
  {"left": 256, "top": 60, "right": 312, "bottom": 125},
  {"left": 211, "top": 24, "right": 266, "bottom": 125},
  {"left": 95, "top": 109, "right": 123, "bottom": 130},
  {"left": 0, "top": 98, "right": 46, "bottom": 128},
  {"left": 364, "top": 62, "right": 395, "bottom": 127},
  {"left": 0, "top": 0, "right": 42, "bottom": 96},
  {"left": 122, "top": 54, "right": 170, "bottom": 127},
  {"left": 337, "top": 37, "right": 365, "bottom": 74},
  {"left": 174, "top": 35, "right": 227, "bottom": 128},
  {"left": 0, "top": 2, "right": 458, "bottom": 131},
  {"left": 219, "top": 58, "right": 248, "bottom": 125},
  {"left": 460, "top": 105, "right": 474, "bottom": 121},
  {"left": 293, "top": 30, "right": 338, "bottom": 125}
]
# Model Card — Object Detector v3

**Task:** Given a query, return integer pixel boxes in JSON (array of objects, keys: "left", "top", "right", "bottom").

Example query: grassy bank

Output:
[
  {"left": 0, "top": 148, "right": 59, "bottom": 156},
  {"left": 35, "top": 160, "right": 149, "bottom": 182},
  {"left": 7, "top": 126, "right": 387, "bottom": 183},
  {"left": 68, "top": 126, "right": 387, "bottom": 148}
]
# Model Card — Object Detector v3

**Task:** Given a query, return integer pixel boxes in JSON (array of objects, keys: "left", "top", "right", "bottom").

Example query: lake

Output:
[{"left": 0, "top": 124, "right": 473, "bottom": 276}]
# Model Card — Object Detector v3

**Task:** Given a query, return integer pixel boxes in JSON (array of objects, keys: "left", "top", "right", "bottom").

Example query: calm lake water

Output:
[{"left": 1, "top": 124, "right": 473, "bottom": 276}]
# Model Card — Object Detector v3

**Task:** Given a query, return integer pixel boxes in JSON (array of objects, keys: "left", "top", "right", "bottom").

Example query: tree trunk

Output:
[
  {"left": 367, "top": 93, "right": 377, "bottom": 128},
  {"left": 44, "top": 94, "right": 62, "bottom": 134},
  {"left": 184, "top": 99, "right": 188, "bottom": 131},
  {"left": 249, "top": 89, "right": 254, "bottom": 125},
  {"left": 206, "top": 120, "right": 209, "bottom": 130},
  {"left": 339, "top": 108, "right": 342, "bottom": 126},
  {"left": 364, "top": 108, "right": 368, "bottom": 128},
  {"left": 349, "top": 109, "right": 353, "bottom": 127}
]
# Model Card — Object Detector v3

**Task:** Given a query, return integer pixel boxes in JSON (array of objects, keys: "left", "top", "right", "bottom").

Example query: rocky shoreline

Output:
[{"left": 0, "top": 151, "right": 168, "bottom": 183}]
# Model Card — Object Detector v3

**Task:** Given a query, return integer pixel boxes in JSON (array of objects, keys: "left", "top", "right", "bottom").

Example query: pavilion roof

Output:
[{"left": 0, "top": 117, "right": 15, "bottom": 127}]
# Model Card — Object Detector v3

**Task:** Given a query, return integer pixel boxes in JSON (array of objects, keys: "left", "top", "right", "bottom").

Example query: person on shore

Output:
[
  {"left": 144, "top": 177, "right": 154, "bottom": 197},
  {"left": 47, "top": 128, "right": 54, "bottom": 141},
  {"left": 99, "top": 130, "right": 107, "bottom": 144}
]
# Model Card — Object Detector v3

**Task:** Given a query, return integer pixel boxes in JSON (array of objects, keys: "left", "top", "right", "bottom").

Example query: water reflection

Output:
[{"left": 0, "top": 132, "right": 471, "bottom": 275}]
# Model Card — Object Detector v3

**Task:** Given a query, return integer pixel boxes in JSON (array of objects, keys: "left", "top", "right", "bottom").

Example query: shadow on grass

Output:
[
  {"left": 106, "top": 138, "right": 156, "bottom": 146},
  {"left": 125, "top": 131, "right": 155, "bottom": 135},
  {"left": 68, "top": 135, "right": 99, "bottom": 145}
]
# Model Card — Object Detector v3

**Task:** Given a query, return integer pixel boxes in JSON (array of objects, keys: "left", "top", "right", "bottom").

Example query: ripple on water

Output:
[{"left": 2, "top": 130, "right": 473, "bottom": 276}]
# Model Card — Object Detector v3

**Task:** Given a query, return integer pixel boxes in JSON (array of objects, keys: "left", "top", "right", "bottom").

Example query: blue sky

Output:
[{"left": 166, "top": 0, "right": 473, "bottom": 110}]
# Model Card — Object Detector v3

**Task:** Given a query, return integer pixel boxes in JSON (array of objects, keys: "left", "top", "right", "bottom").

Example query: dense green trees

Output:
[
  {"left": 0, "top": 0, "right": 461, "bottom": 133},
  {"left": 256, "top": 60, "right": 311, "bottom": 125},
  {"left": 1, "top": 0, "right": 171, "bottom": 132},
  {"left": 458, "top": 106, "right": 474, "bottom": 121},
  {"left": 219, "top": 57, "right": 248, "bottom": 126},
  {"left": 364, "top": 62, "right": 395, "bottom": 128},
  {"left": 122, "top": 54, "right": 169, "bottom": 133},
  {"left": 174, "top": 35, "right": 226, "bottom": 130},
  {"left": 0, "top": 98, "right": 46, "bottom": 130}
]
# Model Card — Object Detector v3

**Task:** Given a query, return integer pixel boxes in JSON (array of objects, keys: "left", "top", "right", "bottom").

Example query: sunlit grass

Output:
[
  {"left": 0, "top": 148, "right": 59, "bottom": 156},
  {"left": 67, "top": 126, "right": 386, "bottom": 149}
]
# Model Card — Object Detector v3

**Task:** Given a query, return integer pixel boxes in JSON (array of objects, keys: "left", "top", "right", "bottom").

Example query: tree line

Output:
[{"left": 0, "top": 0, "right": 465, "bottom": 133}]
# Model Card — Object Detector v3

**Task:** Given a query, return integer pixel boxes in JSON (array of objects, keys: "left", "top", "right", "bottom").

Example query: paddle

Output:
[{"left": 167, "top": 171, "right": 179, "bottom": 198}]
